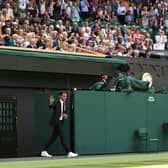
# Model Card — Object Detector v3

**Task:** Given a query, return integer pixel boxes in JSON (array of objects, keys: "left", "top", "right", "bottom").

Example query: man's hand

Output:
[
  {"left": 63, "top": 113, "right": 68, "bottom": 119},
  {"left": 49, "top": 95, "right": 55, "bottom": 105}
]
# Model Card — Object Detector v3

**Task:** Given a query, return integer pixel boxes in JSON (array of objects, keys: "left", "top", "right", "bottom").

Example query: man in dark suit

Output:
[
  {"left": 41, "top": 91, "right": 78, "bottom": 158},
  {"left": 37, "top": 34, "right": 46, "bottom": 49}
]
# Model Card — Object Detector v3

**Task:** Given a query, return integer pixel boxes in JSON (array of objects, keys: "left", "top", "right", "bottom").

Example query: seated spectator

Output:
[
  {"left": 121, "top": 25, "right": 129, "bottom": 42},
  {"left": 83, "top": 28, "right": 91, "bottom": 40},
  {"left": 117, "top": 45, "right": 126, "bottom": 56},
  {"left": 68, "top": 43, "right": 77, "bottom": 52},
  {"left": 37, "top": 34, "right": 47, "bottom": 49},
  {"left": 81, "top": 21, "right": 91, "bottom": 34},
  {"left": 131, "top": 37, "right": 142, "bottom": 50},
  {"left": 78, "top": 38, "right": 86, "bottom": 48},
  {"left": 105, "top": 44, "right": 116, "bottom": 57},
  {"left": 9, "top": 33, "right": 19, "bottom": 46},
  {"left": 48, "top": 30, "right": 58, "bottom": 40},
  {"left": 64, "top": 20, "right": 72, "bottom": 33},
  {"left": 145, "top": 49, "right": 152, "bottom": 58},
  {"left": 133, "top": 49, "right": 140, "bottom": 58},
  {"left": 116, "top": 36, "right": 125, "bottom": 49},
  {"left": 22, "top": 19, "right": 30, "bottom": 33},
  {"left": 71, "top": 22, "right": 79, "bottom": 34},
  {"left": 85, "top": 40, "right": 93, "bottom": 51},
  {"left": 3, "top": 27, "right": 12, "bottom": 45},
  {"left": 22, "top": 32, "right": 32, "bottom": 47},
  {"left": 55, "top": 20, "right": 65, "bottom": 31},
  {"left": 105, "top": 33, "right": 114, "bottom": 44},
  {"left": 27, "top": 38, "right": 37, "bottom": 48},
  {"left": 125, "top": 36, "right": 133, "bottom": 49},
  {"left": 90, "top": 34, "right": 99, "bottom": 47},
  {"left": 53, "top": 33, "right": 64, "bottom": 50},
  {"left": 132, "top": 29, "right": 140, "bottom": 42},
  {"left": 45, "top": 39, "right": 54, "bottom": 50},
  {"left": 95, "top": 44, "right": 105, "bottom": 54},
  {"left": 142, "top": 38, "right": 153, "bottom": 50},
  {"left": 101, "top": 24, "right": 109, "bottom": 38},
  {"left": 17, "top": 29, "right": 25, "bottom": 46},
  {"left": 126, "top": 47, "right": 133, "bottom": 57}
]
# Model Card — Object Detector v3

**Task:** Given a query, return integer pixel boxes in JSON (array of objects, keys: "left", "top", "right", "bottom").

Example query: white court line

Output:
[{"left": 127, "top": 165, "right": 168, "bottom": 168}]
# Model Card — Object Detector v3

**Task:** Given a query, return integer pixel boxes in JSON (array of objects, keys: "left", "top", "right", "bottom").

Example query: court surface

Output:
[{"left": 0, "top": 152, "right": 168, "bottom": 168}]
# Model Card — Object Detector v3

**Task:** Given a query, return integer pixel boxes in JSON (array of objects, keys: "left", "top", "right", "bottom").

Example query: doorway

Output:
[{"left": 0, "top": 96, "right": 17, "bottom": 157}]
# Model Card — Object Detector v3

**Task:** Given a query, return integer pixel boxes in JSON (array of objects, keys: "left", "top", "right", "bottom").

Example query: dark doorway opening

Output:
[{"left": 0, "top": 96, "right": 17, "bottom": 157}]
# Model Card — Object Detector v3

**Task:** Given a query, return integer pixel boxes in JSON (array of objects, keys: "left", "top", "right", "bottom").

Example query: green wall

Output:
[
  {"left": 73, "top": 91, "right": 168, "bottom": 154},
  {"left": 35, "top": 91, "right": 71, "bottom": 155}
]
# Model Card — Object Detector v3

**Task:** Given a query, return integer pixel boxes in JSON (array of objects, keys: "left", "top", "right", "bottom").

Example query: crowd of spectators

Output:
[{"left": 0, "top": 0, "right": 167, "bottom": 58}]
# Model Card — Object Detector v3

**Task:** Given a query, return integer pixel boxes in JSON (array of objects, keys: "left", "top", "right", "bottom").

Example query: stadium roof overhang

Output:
[{"left": 0, "top": 47, "right": 128, "bottom": 75}]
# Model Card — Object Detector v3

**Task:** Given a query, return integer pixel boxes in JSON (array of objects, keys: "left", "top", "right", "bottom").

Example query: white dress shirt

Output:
[{"left": 59, "top": 99, "right": 64, "bottom": 120}]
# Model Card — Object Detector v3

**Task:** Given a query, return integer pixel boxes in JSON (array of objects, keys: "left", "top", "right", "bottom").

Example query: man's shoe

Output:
[
  {"left": 41, "top": 151, "right": 52, "bottom": 157},
  {"left": 67, "top": 152, "right": 78, "bottom": 158}
]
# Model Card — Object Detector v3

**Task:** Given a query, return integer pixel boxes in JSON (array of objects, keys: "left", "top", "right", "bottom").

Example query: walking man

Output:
[{"left": 41, "top": 91, "right": 78, "bottom": 158}]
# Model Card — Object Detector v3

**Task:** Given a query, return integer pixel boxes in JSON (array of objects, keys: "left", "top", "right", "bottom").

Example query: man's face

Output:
[
  {"left": 60, "top": 93, "right": 67, "bottom": 102},
  {"left": 103, "top": 75, "right": 108, "bottom": 80}
]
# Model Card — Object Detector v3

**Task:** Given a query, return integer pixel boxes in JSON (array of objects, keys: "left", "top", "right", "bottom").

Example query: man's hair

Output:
[{"left": 59, "top": 91, "right": 67, "bottom": 96}]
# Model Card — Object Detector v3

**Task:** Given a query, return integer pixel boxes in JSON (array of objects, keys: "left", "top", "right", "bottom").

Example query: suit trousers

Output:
[{"left": 43, "top": 120, "right": 70, "bottom": 153}]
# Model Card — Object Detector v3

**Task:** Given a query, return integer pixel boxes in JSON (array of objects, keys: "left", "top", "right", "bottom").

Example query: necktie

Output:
[{"left": 63, "top": 103, "right": 66, "bottom": 112}]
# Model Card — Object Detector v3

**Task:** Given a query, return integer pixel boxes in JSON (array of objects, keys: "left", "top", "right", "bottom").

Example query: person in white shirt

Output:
[
  {"left": 71, "top": 2, "right": 80, "bottom": 22},
  {"left": 39, "top": 0, "right": 46, "bottom": 16},
  {"left": 66, "top": 0, "right": 72, "bottom": 19},
  {"left": 117, "top": 4, "right": 126, "bottom": 24},
  {"left": 18, "top": 0, "right": 29, "bottom": 18},
  {"left": 154, "top": 29, "right": 167, "bottom": 50}
]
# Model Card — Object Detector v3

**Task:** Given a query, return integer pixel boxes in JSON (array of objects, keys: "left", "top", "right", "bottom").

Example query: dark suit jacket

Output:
[
  {"left": 37, "top": 39, "right": 46, "bottom": 49},
  {"left": 49, "top": 100, "right": 67, "bottom": 126}
]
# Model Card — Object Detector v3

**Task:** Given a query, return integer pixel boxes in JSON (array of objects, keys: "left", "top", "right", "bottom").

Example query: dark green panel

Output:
[
  {"left": 35, "top": 91, "right": 71, "bottom": 155},
  {"left": 74, "top": 91, "right": 106, "bottom": 154},
  {"left": 105, "top": 92, "right": 147, "bottom": 153},
  {"left": 73, "top": 91, "right": 168, "bottom": 154},
  {"left": 146, "top": 94, "right": 168, "bottom": 151}
]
